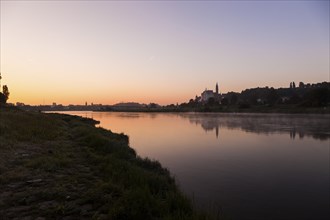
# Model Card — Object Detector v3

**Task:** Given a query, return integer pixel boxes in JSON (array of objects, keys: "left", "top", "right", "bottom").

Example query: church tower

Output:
[{"left": 215, "top": 82, "right": 219, "bottom": 94}]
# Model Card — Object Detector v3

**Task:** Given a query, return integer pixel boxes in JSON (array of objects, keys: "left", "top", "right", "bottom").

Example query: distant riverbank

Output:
[
  {"left": 95, "top": 105, "right": 330, "bottom": 114},
  {"left": 0, "top": 106, "right": 212, "bottom": 219},
  {"left": 19, "top": 104, "right": 330, "bottom": 114}
]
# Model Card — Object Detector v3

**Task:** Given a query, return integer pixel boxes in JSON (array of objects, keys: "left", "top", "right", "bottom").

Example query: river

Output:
[{"left": 52, "top": 111, "right": 330, "bottom": 220}]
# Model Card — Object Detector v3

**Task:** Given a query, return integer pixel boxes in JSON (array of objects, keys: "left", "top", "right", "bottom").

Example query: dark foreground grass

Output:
[{"left": 0, "top": 106, "right": 214, "bottom": 219}]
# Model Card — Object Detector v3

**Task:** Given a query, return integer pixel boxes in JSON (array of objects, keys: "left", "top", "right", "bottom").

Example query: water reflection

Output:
[
  {"left": 179, "top": 113, "right": 330, "bottom": 140},
  {"left": 51, "top": 111, "right": 329, "bottom": 220},
  {"left": 57, "top": 111, "right": 330, "bottom": 141}
]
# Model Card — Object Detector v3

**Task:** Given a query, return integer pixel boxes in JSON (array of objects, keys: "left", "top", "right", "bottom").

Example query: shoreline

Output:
[
  {"left": 94, "top": 108, "right": 330, "bottom": 114},
  {"left": 29, "top": 107, "right": 330, "bottom": 115}
]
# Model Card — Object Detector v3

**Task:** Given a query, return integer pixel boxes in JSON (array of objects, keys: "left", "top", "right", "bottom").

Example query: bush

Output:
[{"left": 0, "top": 92, "right": 6, "bottom": 104}]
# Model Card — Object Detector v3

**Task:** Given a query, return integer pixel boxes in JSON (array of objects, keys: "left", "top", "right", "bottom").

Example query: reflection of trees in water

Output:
[
  {"left": 115, "top": 113, "right": 160, "bottom": 119},
  {"left": 180, "top": 113, "right": 330, "bottom": 140}
]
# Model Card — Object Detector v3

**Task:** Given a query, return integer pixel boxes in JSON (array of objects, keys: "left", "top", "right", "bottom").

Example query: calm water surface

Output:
[{"left": 55, "top": 112, "right": 329, "bottom": 220}]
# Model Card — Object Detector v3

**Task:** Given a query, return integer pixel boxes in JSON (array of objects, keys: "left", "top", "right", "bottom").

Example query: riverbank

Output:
[
  {"left": 95, "top": 105, "right": 330, "bottom": 114},
  {"left": 0, "top": 106, "right": 211, "bottom": 219},
  {"left": 16, "top": 103, "right": 330, "bottom": 114}
]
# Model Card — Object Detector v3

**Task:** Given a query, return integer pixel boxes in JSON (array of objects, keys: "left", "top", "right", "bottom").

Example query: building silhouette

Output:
[{"left": 201, "top": 82, "right": 222, "bottom": 103}]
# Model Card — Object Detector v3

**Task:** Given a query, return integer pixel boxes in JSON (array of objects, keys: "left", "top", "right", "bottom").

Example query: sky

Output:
[{"left": 0, "top": 0, "right": 329, "bottom": 105}]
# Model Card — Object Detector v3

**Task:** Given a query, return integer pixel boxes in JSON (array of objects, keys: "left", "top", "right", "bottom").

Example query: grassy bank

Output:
[{"left": 0, "top": 106, "right": 211, "bottom": 219}]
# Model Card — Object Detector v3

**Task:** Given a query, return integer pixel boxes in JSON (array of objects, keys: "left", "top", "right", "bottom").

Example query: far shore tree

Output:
[{"left": 299, "top": 82, "right": 305, "bottom": 88}]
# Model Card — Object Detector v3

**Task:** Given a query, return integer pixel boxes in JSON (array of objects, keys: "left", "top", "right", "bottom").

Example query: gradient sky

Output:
[{"left": 1, "top": 0, "right": 329, "bottom": 105}]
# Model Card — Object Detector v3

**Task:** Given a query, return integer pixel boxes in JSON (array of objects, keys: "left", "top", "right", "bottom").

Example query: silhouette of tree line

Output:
[{"left": 178, "top": 81, "right": 330, "bottom": 110}]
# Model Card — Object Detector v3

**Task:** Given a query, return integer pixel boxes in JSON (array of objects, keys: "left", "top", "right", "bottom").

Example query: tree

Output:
[
  {"left": 0, "top": 73, "right": 9, "bottom": 104},
  {"left": 267, "top": 88, "right": 279, "bottom": 105},
  {"left": 187, "top": 99, "right": 197, "bottom": 107},
  {"left": 303, "top": 88, "right": 330, "bottom": 107},
  {"left": 2, "top": 85, "right": 9, "bottom": 103},
  {"left": 230, "top": 94, "right": 238, "bottom": 105},
  {"left": 0, "top": 93, "right": 6, "bottom": 104},
  {"left": 207, "top": 97, "right": 215, "bottom": 106},
  {"left": 221, "top": 97, "right": 229, "bottom": 105},
  {"left": 292, "top": 82, "right": 296, "bottom": 88}
]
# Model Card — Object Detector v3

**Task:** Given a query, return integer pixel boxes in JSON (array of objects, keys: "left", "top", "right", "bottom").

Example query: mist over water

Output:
[{"left": 54, "top": 112, "right": 329, "bottom": 220}]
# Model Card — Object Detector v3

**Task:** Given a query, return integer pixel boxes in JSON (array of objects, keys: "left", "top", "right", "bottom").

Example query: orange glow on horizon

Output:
[{"left": 1, "top": 1, "right": 328, "bottom": 106}]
